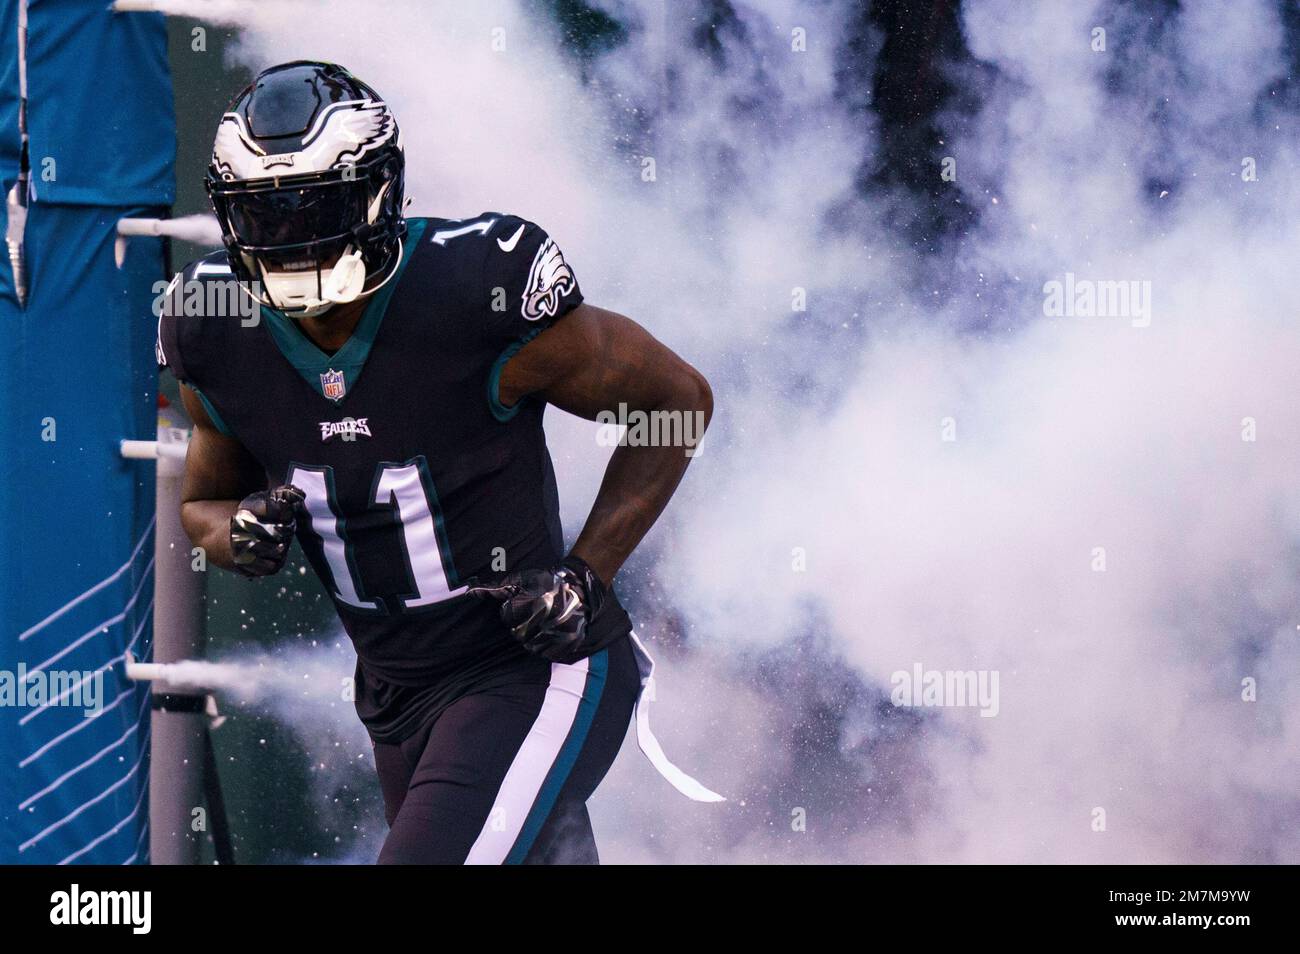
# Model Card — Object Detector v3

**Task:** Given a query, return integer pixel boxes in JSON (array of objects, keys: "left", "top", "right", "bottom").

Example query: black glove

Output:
[
  {"left": 230, "top": 484, "right": 304, "bottom": 578},
  {"left": 467, "top": 555, "right": 607, "bottom": 662}
]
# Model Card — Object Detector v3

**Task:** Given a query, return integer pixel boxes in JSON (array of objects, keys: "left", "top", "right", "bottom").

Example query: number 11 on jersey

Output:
[{"left": 288, "top": 457, "right": 464, "bottom": 613}]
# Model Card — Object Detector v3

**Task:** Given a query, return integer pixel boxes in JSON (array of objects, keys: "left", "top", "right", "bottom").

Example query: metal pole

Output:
[
  {"left": 147, "top": 416, "right": 208, "bottom": 864},
  {"left": 5, "top": 0, "right": 29, "bottom": 306}
]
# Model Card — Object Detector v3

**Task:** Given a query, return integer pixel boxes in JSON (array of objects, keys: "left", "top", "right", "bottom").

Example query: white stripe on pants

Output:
[{"left": 464, "top": 655, "right": 591, "bottom": 865}]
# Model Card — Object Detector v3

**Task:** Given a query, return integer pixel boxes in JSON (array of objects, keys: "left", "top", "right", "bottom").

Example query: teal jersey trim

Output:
[
  {"left": 487, "top": 340, "right": 528, "bottom": 422},
  {"left": 505, "top": 649, "right": 608, "bottom": 864},
  {"left": 261, "top": 218, "right": 427, "bottom": 402},
  {"left": 486, "top": 325, "right": 545, "bottom": 422},
  {"left": 192, "top": 386, "right": 232, "bottom": 437}
]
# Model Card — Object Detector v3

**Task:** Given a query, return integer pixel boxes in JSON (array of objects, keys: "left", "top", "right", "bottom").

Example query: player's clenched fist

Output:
[
  {"left": 468, "top": 556, "right": 607, "bottom": 663},
  {"left": 230, "top": 484, "right": 305, "bottom": 577}
]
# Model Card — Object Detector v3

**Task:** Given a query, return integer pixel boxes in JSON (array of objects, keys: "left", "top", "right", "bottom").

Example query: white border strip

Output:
[
  {"left": 25, "top": 558, "right": 155, "bottom": 675},
  {"left": 19, "top": 735, "right": 149, "bottom": 853},
  {"left": 19, "top": 690, "right": 151, "bottom": 811},
  {"left": 56, "top": 766, "right": 150, "bottom": 866},
  {"left": 19, "top": 517, "right": 154, "bottom": 641}
]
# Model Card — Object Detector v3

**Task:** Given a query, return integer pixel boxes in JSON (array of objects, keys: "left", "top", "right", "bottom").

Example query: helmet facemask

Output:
[{"left": 208, "top": 152, "right": 405, "bottom": 318}]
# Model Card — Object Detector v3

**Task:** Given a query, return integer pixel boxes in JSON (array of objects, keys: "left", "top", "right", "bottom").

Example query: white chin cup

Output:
[
  {"left": 260, "top": 247, "right": 366, "bottom": 315},
  {"left": 322, "top": 248, "right": 366, "bottom": 303}
]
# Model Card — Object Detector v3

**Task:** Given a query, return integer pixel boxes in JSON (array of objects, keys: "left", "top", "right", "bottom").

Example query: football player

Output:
[{"left": 157, "top": 61, "right": 720, "bottom": 865}]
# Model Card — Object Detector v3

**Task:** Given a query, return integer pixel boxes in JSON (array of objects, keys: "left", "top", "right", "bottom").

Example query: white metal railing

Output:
[{"left": 114, "top": 214, "right": 224, "bottom": 267}]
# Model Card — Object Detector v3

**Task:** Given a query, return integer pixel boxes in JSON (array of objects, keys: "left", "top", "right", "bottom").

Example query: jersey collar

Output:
[{"left": 260, "top": 217, "right": 426, "bottom": 403}]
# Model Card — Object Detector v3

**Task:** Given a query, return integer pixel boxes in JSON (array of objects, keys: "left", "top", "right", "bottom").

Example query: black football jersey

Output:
[{"left": 158, "top": 214, "right": 631, "bottom": 739}]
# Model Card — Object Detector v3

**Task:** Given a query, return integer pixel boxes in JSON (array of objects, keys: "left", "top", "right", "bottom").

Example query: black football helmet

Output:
[{"left": 205, "top": 61, "right": 407, "bottom": 316}]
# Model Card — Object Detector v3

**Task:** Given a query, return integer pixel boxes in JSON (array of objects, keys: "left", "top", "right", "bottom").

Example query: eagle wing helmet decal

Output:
[
  {"left": 521, "top": 238, "right": 577, "bottom": 321},
  {"left": 298, "top": 101, "right": 396, "bottom": 170},
  {"left": 211, "top": 114, "right": 265, "bottom": 181},
  {"left": 211, "top": 101, "right": 397, "bottom": 181}
]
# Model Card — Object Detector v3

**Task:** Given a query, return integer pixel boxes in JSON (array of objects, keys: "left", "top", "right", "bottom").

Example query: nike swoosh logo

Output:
[{"left": 497, "top": 223, "right": 526, "bottom": 252}]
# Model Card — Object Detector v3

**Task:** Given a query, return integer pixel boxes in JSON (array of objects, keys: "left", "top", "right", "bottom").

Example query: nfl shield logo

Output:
[{"left": 320, "top": 368, "right": 346, "bottom": 401}]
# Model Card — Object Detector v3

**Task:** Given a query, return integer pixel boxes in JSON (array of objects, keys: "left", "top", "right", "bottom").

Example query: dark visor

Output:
[{"left": 216, "top": 177, "right": 370, "bottom": 250}]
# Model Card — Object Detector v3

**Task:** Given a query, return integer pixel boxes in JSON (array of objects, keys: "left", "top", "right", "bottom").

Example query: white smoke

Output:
[
  {"left": 195, "top": 637, "right": 386, "bottom": 862},
  {"left": 163, "top": 0, "right": 1300, "bottom": 862}
]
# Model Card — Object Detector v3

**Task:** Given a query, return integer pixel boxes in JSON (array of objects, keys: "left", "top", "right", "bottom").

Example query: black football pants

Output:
[{"left": 373, "top": 635, "right": 639, "bottom": 864}]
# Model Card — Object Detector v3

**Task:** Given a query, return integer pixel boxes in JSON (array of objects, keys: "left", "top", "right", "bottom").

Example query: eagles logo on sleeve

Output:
[{"left": 521, "top": 238, "right": 577, "bottom": 321}]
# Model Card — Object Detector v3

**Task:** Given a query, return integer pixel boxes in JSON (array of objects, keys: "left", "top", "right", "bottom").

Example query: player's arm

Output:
[
  {"left": 177, "top": 385, "right": 302, "bottom": 575},
  {"left": 498, "top": 302, "right": 712, "bottom": 584}
]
